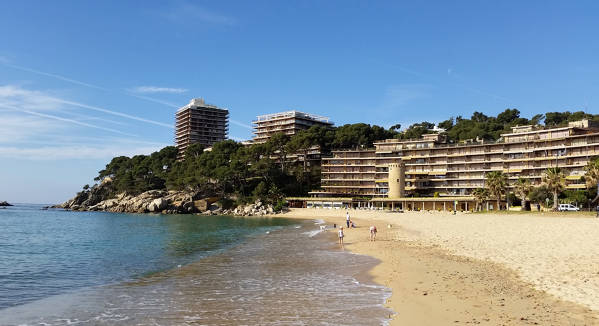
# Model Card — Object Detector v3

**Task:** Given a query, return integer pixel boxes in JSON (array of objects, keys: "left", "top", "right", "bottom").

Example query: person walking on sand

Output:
[
  {"left": 338, "top": 226, "right": 344, "bottom": 245},
  {"left": 369, "top": 225, "right": 377, "bottom": 241},
  {"left": 346, "top": 211, "right": 350, "bottom": 228}
]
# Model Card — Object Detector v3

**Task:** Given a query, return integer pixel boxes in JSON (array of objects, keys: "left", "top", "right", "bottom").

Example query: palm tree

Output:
[
  {"left": 514, "top": 178, "right": 532, "bottom": 211},
  {"left": 542, "top": 167, "right": 565, "bottom": 210},
  {"left": 584, "top": 157, "right": 599, "bottom": 204},
  {"left": 472, "top": 188, "right": 489, "bottom": 211},
  {"left": 486, "top": 171, "right": 508, "bottom": 210}
]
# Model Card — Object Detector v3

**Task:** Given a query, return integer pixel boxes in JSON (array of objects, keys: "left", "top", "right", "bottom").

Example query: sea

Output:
[{"left": 0, "top": 204, "right": 392, "bottom": 325}]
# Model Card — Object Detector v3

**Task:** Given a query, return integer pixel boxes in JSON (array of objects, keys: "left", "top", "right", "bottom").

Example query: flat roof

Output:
[
  {"left": 176, "top": 98, "right": 228, "bottom": 113},
  {"left": 254, "top": 110, "right": 332, "bottom": 124}
]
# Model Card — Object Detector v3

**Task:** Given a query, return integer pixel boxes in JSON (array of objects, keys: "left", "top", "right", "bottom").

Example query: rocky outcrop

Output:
[
  {"left": 228, "top": 200, "right": 287, "bottom": 217},
  {"left": 0, "top": 201, "right": 13, "bottom": 206},
  {"left": 59, "top": 183, "right": 284, "bottom": 216}
]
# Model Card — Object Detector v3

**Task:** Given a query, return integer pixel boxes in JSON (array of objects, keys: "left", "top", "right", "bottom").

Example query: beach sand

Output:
[{"left": 276, "top": 208, "right": 599, "bottom": 325}]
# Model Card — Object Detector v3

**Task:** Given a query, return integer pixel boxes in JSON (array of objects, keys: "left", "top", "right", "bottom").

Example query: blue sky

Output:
[{"left": 1, "top": 1, "right": 598, "bottom": 203}]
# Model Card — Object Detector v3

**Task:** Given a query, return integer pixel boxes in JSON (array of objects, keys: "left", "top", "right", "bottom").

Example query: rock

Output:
[
  {"left": 0, "top": 201, "right": 13, "bottom": 206},
  {"left": 193, "top": 199, "right": 209, "bottom": 212},
  {"left": 148, "top": 198, "right": 167, "bottom": 212}
]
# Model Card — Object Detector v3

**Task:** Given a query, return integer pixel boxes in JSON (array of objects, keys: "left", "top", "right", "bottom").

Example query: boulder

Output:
[
  {"left": 148, "top": 198, "right": 167, "bottom": 212},
  {"left": 193, "top": 199, "right": 209, "bottom": 212}
]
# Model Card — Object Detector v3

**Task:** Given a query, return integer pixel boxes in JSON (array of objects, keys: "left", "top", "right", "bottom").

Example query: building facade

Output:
[
  {"left": 252, "top": 110, "right": 333, "bottom": 143},
  {"left": 175, "top": 98, "right": 229, "bottom": 160},
  {"left": 303, "top": 120, "right": 599, "bottom": 211}
]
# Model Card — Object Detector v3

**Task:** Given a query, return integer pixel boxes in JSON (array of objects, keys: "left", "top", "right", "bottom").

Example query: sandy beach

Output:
[{"left": 276, "top": 208, "right": 599, "bottom": 325}]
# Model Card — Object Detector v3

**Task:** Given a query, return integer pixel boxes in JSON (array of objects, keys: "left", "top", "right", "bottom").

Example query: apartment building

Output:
[
  {"left": 252, "top": 110, "right": 333, "bottom": 143},
  {"left": 175, "top": 98, "right": 229, "bottom": 160},
  {"left": 301, "top": 120, "right": 599, "bottom": 211}
]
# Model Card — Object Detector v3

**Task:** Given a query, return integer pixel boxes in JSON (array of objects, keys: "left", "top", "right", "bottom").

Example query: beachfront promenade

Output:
[{"left": 278, "top": 208, "right": 599, "bottom": 325}]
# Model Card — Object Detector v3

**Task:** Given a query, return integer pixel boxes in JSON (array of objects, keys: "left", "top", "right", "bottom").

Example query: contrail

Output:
[
  {"left": 383, "top": 62, "right": 512, "bottom": 103},
  {"left": 2, "top": 60, "right": 254, "bottom": 130},
  {"left": 2, "top": 62, "right": 108, "bottom": 91},
  {"left": 54, "top": 98, "right": 173, "bottom": 128},
  {"left": 0, "top": 103, "right": 137, "bottom": 137}
]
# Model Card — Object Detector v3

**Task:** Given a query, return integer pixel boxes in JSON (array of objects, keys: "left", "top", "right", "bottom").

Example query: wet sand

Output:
[{"left": 276, "top": 208, "right": 599, "bottom": 325}]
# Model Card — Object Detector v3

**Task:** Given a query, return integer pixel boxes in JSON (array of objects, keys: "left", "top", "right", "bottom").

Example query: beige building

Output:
[
  {"left": 252, "top": 110, "right": 333, "bottom": 143},
  {"left": 175, "top": 98, "right": 229, "bottom": 160},
  {"left": 300, "top": 120, "right": 599, "bottom": 211}
]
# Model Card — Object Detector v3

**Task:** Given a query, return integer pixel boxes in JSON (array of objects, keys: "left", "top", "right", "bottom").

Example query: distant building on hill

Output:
[
  {"left": 175, "top": 98, "right": 229, "bottom": 160},
  {"left": 252, "top": 110, "right": 333, "bottom": 144}
]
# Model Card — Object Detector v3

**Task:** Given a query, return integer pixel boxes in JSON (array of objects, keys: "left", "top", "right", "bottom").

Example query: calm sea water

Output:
[{"left": 0, "top": 204, "right": 391, "bottom": 325}]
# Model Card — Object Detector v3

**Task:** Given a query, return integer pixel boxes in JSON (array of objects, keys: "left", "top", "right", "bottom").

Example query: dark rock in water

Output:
[{"left": 0, "top": 201, "right": 13, "bottom": 206}]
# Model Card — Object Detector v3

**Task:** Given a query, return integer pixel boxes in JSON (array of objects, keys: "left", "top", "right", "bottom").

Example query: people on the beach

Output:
[
  {"left": 369, "top": 225, "right": 377, "bottom": 241},
  {"left": 338, "top": 226, "right": 344, "bottom": 245},
  {"left": 350, "top": 220, "right": 356, "bottom": 228},
  {"left": 346, "top": 211, "right": 350, "bottom": 228}
]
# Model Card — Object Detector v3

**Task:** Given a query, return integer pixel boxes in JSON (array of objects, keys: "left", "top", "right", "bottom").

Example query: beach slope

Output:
[{"left": 277, "top": 209, "right": 599, "bottom": 325}]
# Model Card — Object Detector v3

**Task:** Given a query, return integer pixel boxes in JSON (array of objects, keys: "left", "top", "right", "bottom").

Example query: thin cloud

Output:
[
  {"left": 0, "top": 85, "right": 173, "bottom": 129},
  {"left": 1, "top": 62, "right": 183, "bottom": 111},
  {"left": 0, "top": 103, "right": 136, "bottom": 137},
  {"left": 382, "top": 84, "right": 431, "bottom": 110},
  {"left": 55, "top": 98, "right": 173, "bottom": 128},
  {"left": 0, "top": 144, "right": 168, "bottom": 160},
  {"left": 127, "top": 93, "right": 181, "bottom": 108},
  {"left": 2, "top": 63, "right": 252, "bottom": 132},
  {"left": 0, "top": 114, "right": 63, "bottom": 142},
  {"left": 163, "top": 2, "right": 236, "bottom": 26},
  {"left": 131, "top": 86, "right": 188, "bottom": 94},
  {"left": 230, "top": 119, "right": 252, "bottom": 130},
  {"left": 384, "top": 62, "right": 512, "bottom": 103},
  {"left": 2, "top": 62, "right": 107, "bottom": 91}
]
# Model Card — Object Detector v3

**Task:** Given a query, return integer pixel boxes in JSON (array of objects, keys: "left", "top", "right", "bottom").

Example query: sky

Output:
[{"left": 1, "top": 1, "right": 598, "bottom": 203}]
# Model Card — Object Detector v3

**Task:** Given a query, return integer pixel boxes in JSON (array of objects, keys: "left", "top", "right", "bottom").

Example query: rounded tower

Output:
[{"left": 387, "top": 163, "right": 405, "bottom": 199}]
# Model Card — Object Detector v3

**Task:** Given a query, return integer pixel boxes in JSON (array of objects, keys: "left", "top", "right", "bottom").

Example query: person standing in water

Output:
[
  {"left": 345, "top": 211, "right": 350, "bottom": 228},
  {"left": 338, "top": 226, "right": 344, "bottom": 245}
]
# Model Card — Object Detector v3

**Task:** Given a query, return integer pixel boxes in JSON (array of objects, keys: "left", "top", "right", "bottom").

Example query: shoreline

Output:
[{"left": 275, "top": 208, "right": 599, "bottom": 325}]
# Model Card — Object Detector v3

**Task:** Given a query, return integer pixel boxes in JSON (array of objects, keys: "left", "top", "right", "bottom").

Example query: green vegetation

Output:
[
  {"left": 514, "top": 178, "right": 532, "bottom": 211},
  {"left": 86, "top": 109, "right": 599, "bottom": 208},
  {"left": 90, "top": 123, "right": 395, "bottom": 204},
  {"left": 485, "top": 171, "right": 508, "bottom": 210},
  {"left": 542, "top": 167, "right": 566, "bottom": 210},
  {"left": 427, "top": 109, "right": 597, "bottom": 143},
  {"left": 472, "top": 188, "right": 489, "bottom": 211}
]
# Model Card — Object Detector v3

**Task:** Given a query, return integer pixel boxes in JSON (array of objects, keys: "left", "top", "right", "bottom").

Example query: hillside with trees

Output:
[{"left": 64, "top": 109, "right": 599, "bottom": 212}]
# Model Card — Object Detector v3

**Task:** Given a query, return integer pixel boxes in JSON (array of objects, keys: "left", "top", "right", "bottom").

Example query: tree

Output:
[
  {"left": 390, "top": 123, "right": 401, "bottom": 131},
  {"left": 266, "top": 132, "right": 290, "bottom": 172},
  {"left": 438, "top": 117, "right": 454, "bottom": 130},
  {"left": 542, "top": 167, "right": 565, "bottom": 210},
  {"left": 287, "top": 129, "right": 317, "bottom": 173},
  {"left": 514, "top": 178, "right": 532, "bottom": 211},
  {"left": 486, "top": 171, "right": 508, "bottom": 210},
  {"left": 398, "top": 122, "right": 435, "bottom": 140},
  {"left": 529, "top": 185, "right": 552, "bottom": 208},
  {"left": 584, "top": 156, "right": 599, "bottom": 204},
  {"left": 472, "top": 188, "right": 489, "bottom": 211},
  {"left": 184, "top": 143, "right": 205, "bottom": 159}
]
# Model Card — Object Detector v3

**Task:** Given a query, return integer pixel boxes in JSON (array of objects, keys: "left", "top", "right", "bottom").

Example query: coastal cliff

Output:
[{"left": 59, "top": 182, "right": 282, "bottom": 216}]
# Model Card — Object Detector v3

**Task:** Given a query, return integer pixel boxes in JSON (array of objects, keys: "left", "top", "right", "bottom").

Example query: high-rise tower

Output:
[{"left": 175, "top": 98, "right": 229, "bottom": 160}]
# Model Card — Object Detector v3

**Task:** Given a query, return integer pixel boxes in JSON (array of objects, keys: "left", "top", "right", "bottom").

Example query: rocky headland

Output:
[
  {"left": 0, "top": 201, "right": 13, "bottom": 206},
  {"left": 58, "top": 183, "right": 284, "bottom": 217}
]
